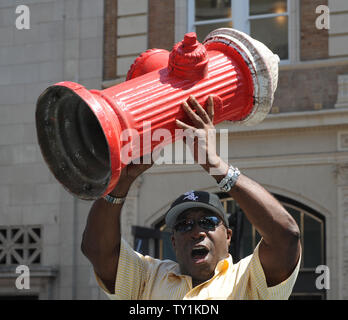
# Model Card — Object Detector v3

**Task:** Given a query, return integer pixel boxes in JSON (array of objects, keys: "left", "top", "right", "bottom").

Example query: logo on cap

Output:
[{"left": 183, "top": 190, "right": 198, "bottom": 201}]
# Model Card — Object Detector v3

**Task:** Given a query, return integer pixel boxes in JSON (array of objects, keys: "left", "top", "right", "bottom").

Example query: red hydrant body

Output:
[{"left": 36, "top": 28, "right": 279, "bottom": 200}]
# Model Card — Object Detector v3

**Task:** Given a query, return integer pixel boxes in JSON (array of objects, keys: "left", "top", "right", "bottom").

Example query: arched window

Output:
[{"left": 219, "top": 193, "right": 326, "bottom": 299}]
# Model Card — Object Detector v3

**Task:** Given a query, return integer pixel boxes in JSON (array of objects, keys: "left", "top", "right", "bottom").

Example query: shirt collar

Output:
[{"left": 214, "top": 254, "right": 233, "bottom": 275}]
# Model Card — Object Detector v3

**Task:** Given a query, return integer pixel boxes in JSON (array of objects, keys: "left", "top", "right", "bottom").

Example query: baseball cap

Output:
[{"left": 165, "top": 190, "right": 229, "bottom": 229}]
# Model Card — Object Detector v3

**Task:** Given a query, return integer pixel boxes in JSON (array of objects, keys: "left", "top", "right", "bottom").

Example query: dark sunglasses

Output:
[{"left": 174, "top": 216, "right": 222, "bottom": 233}]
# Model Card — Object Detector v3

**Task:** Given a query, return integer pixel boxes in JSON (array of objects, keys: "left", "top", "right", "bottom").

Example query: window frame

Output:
[
  {"left": 188, "top": 0, "right": 234, "bottom": 31},
  {"left": 187, "top": 0, "right": 299, "bottom": 64},
  {"left": 283, "top": 203, "right": 325, "bottom": 270}
]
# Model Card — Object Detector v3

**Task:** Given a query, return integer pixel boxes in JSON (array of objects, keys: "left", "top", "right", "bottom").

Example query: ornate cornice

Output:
[{"left": 335, "top": 162, "right": 348, "bottom": 185}]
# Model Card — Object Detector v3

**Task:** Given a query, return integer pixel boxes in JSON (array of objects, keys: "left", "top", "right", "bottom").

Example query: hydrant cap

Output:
[
  {"left": 183, "top": 32, "right": 197, "bottom": 47},
  {"left": 168, "top": 32, "right": 208, "bottom": 80}
]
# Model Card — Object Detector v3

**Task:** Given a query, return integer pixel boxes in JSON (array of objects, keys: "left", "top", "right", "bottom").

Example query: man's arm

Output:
[
  {"left": 176, "top": 95, "right": 301, "bottom": 287},
  {"left": 81, "top": 162, "right": 153, "bottom": 293}
]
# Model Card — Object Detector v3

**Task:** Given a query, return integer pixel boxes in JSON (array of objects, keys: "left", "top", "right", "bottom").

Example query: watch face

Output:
[{"left": 219, "top": 166, "right": 240, "bottom": 192}]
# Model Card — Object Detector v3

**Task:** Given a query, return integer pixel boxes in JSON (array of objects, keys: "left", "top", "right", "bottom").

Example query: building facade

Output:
[{"left": 0, "top": 0, "right": 348, "bottom": 299}]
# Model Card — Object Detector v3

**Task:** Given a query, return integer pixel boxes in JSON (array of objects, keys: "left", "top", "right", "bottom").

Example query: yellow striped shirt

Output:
[{"left": 95, "top": 238, "right": 300, "bottom": 300}]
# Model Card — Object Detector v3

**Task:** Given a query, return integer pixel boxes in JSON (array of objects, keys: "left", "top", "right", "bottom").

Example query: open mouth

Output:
[{"left": 191, "top": 246, "right": 209, "bottom": 263}]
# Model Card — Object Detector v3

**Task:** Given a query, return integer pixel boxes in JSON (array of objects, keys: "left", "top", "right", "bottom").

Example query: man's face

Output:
[{"left": 171, "top": 208, "right": 232, "bottom": 286}]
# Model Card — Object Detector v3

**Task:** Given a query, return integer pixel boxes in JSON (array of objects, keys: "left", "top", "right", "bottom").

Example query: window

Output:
[
  {"left": 132, "top": 226, "right": 163, "bottom": 259},
  {"left": 284, "top": 204, "right": 325, "bottom": 269},
  {"left": 188, "top": 0, "right": 295, "bottom": 62},
  {"left": 0, "top": 226, "right": 42, "bottom": 265},
  {"left": 249, "top": 0, "right": 289, "bottom": 60},
  {"left": 220, "top": 194, "right": 251, "bottom": 262},
  {"left": 221, "top": 194, "right": 326, "bottom": 299},
  {"left": 189, "top": 0, "right": 233, "bottom": 45}
]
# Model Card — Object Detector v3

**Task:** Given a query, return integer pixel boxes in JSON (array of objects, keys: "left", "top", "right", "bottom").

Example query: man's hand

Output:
[{"left": 176, "top": 95, "right": 229, "bottom": 179}]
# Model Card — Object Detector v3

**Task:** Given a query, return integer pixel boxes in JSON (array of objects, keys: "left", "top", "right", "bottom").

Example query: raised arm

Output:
[
  {"left": 176, "top": 95, "right": 301, "bottom": 286},
  {"left": 81, "top": 162, "right": 153, "bottom": 293}
]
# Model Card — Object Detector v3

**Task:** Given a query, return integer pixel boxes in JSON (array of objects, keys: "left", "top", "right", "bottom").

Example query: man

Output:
[{"left": 81, "top": 96, "right": 301, "bottom": 299}]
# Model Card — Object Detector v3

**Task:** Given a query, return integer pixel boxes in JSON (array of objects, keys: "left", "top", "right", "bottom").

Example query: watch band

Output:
[
  {"left": 218, "top": 165, "right": 240, "bottom": 192},
  {"left": 103, "top": 194, "right": 126, "bottom": 205}
]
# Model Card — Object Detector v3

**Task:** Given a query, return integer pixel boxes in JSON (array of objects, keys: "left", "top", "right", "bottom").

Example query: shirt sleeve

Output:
[
  {"left": 245, "top": 240, "right": 301, "bottom": 300},
  {"left": 94, "top": 238, "right": 149, "bottom": 300}
]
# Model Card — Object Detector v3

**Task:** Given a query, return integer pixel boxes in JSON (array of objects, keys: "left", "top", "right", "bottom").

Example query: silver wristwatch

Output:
[
  {"left": 218, "top": 165, "right": 240, "bottom": 192},
  {"left": 103, "top": 194, "right": 126, "bottom": 205}
]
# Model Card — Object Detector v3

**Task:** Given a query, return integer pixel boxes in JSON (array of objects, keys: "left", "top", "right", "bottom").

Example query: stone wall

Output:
[
  {"left": 0, "top": 0, "right": 104, "bottom": 299},
  {"left": 273, "top": 62, "right": 348, "bottom": 113}
]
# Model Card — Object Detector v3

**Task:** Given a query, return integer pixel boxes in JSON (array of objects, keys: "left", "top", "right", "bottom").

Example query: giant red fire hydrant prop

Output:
[{"left": 36, "top": 28, "right": 280, "bottom": 200}]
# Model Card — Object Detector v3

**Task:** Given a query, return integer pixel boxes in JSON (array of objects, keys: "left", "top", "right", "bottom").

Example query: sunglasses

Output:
[{"left": 173, "top": 216, "right": 222, "bottom": 233}]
